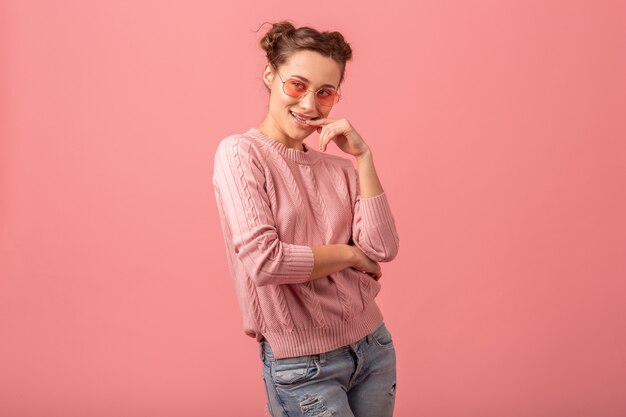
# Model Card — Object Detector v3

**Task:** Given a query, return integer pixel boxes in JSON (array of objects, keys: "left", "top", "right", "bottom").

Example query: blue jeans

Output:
[{"left": 260, "top": 322, "right": 397, "bottom": 417}]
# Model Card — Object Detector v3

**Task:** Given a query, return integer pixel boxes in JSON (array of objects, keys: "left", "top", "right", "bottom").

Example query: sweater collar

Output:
[{"left": 246, "top": 128, "right": 321, "bottom": 165}]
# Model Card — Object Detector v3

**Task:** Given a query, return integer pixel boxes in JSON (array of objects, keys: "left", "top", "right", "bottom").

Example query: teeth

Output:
[{"left": 291, "top": 111, "right": 311, "bottom": 123}]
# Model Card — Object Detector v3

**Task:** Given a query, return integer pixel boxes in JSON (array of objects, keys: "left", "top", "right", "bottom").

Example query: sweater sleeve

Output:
[
  {"left": 351, "top": 187, "right": 400, "bottom": 263},
  {"left": 212, "top": 135, "right": 315, "bottom": 287}
]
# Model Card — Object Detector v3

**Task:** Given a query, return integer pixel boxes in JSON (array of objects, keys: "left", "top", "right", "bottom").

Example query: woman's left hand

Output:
[{"left": 307, "top": 118, "right": 370, "bottom": 158}]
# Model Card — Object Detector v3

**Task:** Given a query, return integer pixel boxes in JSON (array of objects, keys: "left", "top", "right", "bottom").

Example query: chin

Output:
[
  {"left": 283, "top": 122, "right": 313, "bottom": 139},
  {"left": 293, "top": 128, "right": 314, "bottom": 141}
]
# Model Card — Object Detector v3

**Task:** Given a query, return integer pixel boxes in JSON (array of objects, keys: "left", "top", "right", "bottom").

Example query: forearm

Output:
[
  {"left": 352, "top": 149, "right": 400, "bottom": 262},
  {"left": 355, "top": 148, "right": 384, "bottom": 198},
  {"left": 310, "top": 244, "right": 355, "bottom": 280}
]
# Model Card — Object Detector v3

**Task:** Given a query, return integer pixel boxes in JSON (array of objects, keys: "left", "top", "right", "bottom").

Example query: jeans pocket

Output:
[
  {"left": 371, "top": 323, "right": 394, "bottom": 349},
  {"left": 271, "top": 355, "right": 321, "bottom": 388}
]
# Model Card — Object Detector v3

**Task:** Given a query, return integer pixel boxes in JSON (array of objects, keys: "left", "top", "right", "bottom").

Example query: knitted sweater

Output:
[{"left": 212, "top": 127, "right": 399, "bottom": 359}]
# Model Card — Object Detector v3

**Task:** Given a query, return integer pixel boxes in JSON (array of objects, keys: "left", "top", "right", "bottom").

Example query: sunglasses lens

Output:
[
  {"left": 284, "top": 79, "right": 307, "bottom": 98},
  {"left": 316, "top": 90, "right": 339, "bottom": 107}
]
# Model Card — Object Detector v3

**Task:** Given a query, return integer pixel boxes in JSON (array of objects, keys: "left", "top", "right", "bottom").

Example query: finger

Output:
[
  {"left": 367, "top": 271, "right": 382, "bottom": 281},
  {"left": 320, "top": 129, "right": 330, "bottom": 150},
  {"left": 307, "top": 117, "right": 334, "bottom": 126},
  {"left": 321, "top": 128, "right": 337, "bottom": 151},
  {"left": 319, "top": 127, "right": 329, "bottom": 150}
]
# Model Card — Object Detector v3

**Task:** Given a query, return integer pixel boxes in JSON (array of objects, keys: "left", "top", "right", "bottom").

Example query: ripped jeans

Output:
[{"left": 260, "top": 322, "right": 397, "bottom": 417}]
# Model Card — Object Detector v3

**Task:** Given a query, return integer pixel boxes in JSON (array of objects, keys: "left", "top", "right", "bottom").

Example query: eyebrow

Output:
[{"left": 289, "top": 75, "right": 338, "bottom": 90}]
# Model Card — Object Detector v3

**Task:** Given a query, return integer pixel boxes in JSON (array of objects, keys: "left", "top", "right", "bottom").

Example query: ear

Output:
[{"left": 262, "top": 64, "right": 274, "bottom": 89}]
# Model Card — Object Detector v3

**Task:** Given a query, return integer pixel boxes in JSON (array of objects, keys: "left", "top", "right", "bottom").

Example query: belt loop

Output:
[
  {"left": 319, "top": 352, "right": 326, "bottom": 364},
  {"left": 260, "top": 341, "right": 266, "bottom": 361},
  {"left": 367, "top": 334, "right": 373, "bottom": 344}
]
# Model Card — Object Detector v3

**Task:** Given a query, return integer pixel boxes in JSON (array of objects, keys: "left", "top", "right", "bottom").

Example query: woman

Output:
[{"left": 212, "top": 21, "right": 400, "bottom": 417}]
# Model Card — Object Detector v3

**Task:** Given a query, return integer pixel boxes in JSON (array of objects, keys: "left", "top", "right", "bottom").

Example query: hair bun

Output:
[
  {"left": 260, "top": 21, "right": 295, "bottom": 53},
  {"left": 257, "top": 20, "right": 353, "bottom": 84}
]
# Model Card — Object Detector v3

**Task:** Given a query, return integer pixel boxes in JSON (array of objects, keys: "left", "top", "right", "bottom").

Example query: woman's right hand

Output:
[
  {"left": 351, "top": 245, "right": 382, "bottom": 280},
  {"left": 309, "top": 244, "right": 381, "bottom": 281}
]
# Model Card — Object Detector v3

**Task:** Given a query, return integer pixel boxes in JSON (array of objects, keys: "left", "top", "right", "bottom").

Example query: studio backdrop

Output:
[{"left": 1, "top": 1, "right": 625, "bottom": 416}]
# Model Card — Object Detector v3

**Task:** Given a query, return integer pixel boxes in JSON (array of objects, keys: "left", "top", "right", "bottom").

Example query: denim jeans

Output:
[{"left": 260, "top": 322, "right": 397, "bottom": 417}]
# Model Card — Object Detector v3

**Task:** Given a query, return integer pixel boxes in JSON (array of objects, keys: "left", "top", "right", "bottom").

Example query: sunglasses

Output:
[{"left": 276, "top": 72, "right": 341, "bottom": 107}]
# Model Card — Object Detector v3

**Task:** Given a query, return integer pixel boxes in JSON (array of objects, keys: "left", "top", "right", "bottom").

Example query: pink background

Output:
[{"left": 2, "top": 1, "right": 625, "bottom": 416}]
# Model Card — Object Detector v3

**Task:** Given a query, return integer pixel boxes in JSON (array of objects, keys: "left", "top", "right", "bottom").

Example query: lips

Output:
[{"left": 290, "top": 110, "right": 319, "bottom": 124}]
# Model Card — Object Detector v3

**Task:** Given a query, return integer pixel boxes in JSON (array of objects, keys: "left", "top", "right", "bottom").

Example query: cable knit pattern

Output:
[{"left": 212, "top": 128, "right": 400, "bottom": 358}]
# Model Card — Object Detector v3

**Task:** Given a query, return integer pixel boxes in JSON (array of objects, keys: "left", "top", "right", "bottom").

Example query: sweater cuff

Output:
[
  {"left": 282, "top": 244, "right": 315, "bottom": 281},
  {"left": 358, "top": 192, "right": 395, "bottom": 226}
]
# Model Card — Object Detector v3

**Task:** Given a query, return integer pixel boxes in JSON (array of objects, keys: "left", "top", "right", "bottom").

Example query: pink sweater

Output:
[{"left": 212, "top": 128, "right": 399, "bottom": 358}]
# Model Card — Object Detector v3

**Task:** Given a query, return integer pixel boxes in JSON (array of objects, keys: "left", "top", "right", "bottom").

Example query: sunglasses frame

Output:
[{"left": 275, "top": 71, "right": 341, "bottom": 107}]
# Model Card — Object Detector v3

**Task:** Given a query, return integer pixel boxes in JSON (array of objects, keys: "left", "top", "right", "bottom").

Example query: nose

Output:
[{"left": 298, "top": 90, "right": 317, "bottom": 111}]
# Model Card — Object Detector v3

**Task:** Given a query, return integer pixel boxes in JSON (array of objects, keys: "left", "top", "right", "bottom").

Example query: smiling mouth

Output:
[{"left": 290, "top": 111, "right": 319, "bottom": 124}]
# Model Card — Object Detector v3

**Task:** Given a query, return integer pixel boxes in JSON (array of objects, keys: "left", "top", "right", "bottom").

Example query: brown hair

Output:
[{"left": 259, "top": 21, "right": 353, "bottom": 85}]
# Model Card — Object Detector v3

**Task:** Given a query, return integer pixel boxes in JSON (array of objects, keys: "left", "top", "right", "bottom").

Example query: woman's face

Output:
[{"left": 261, "top": 50, "right": 342, "bottom": 147}]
